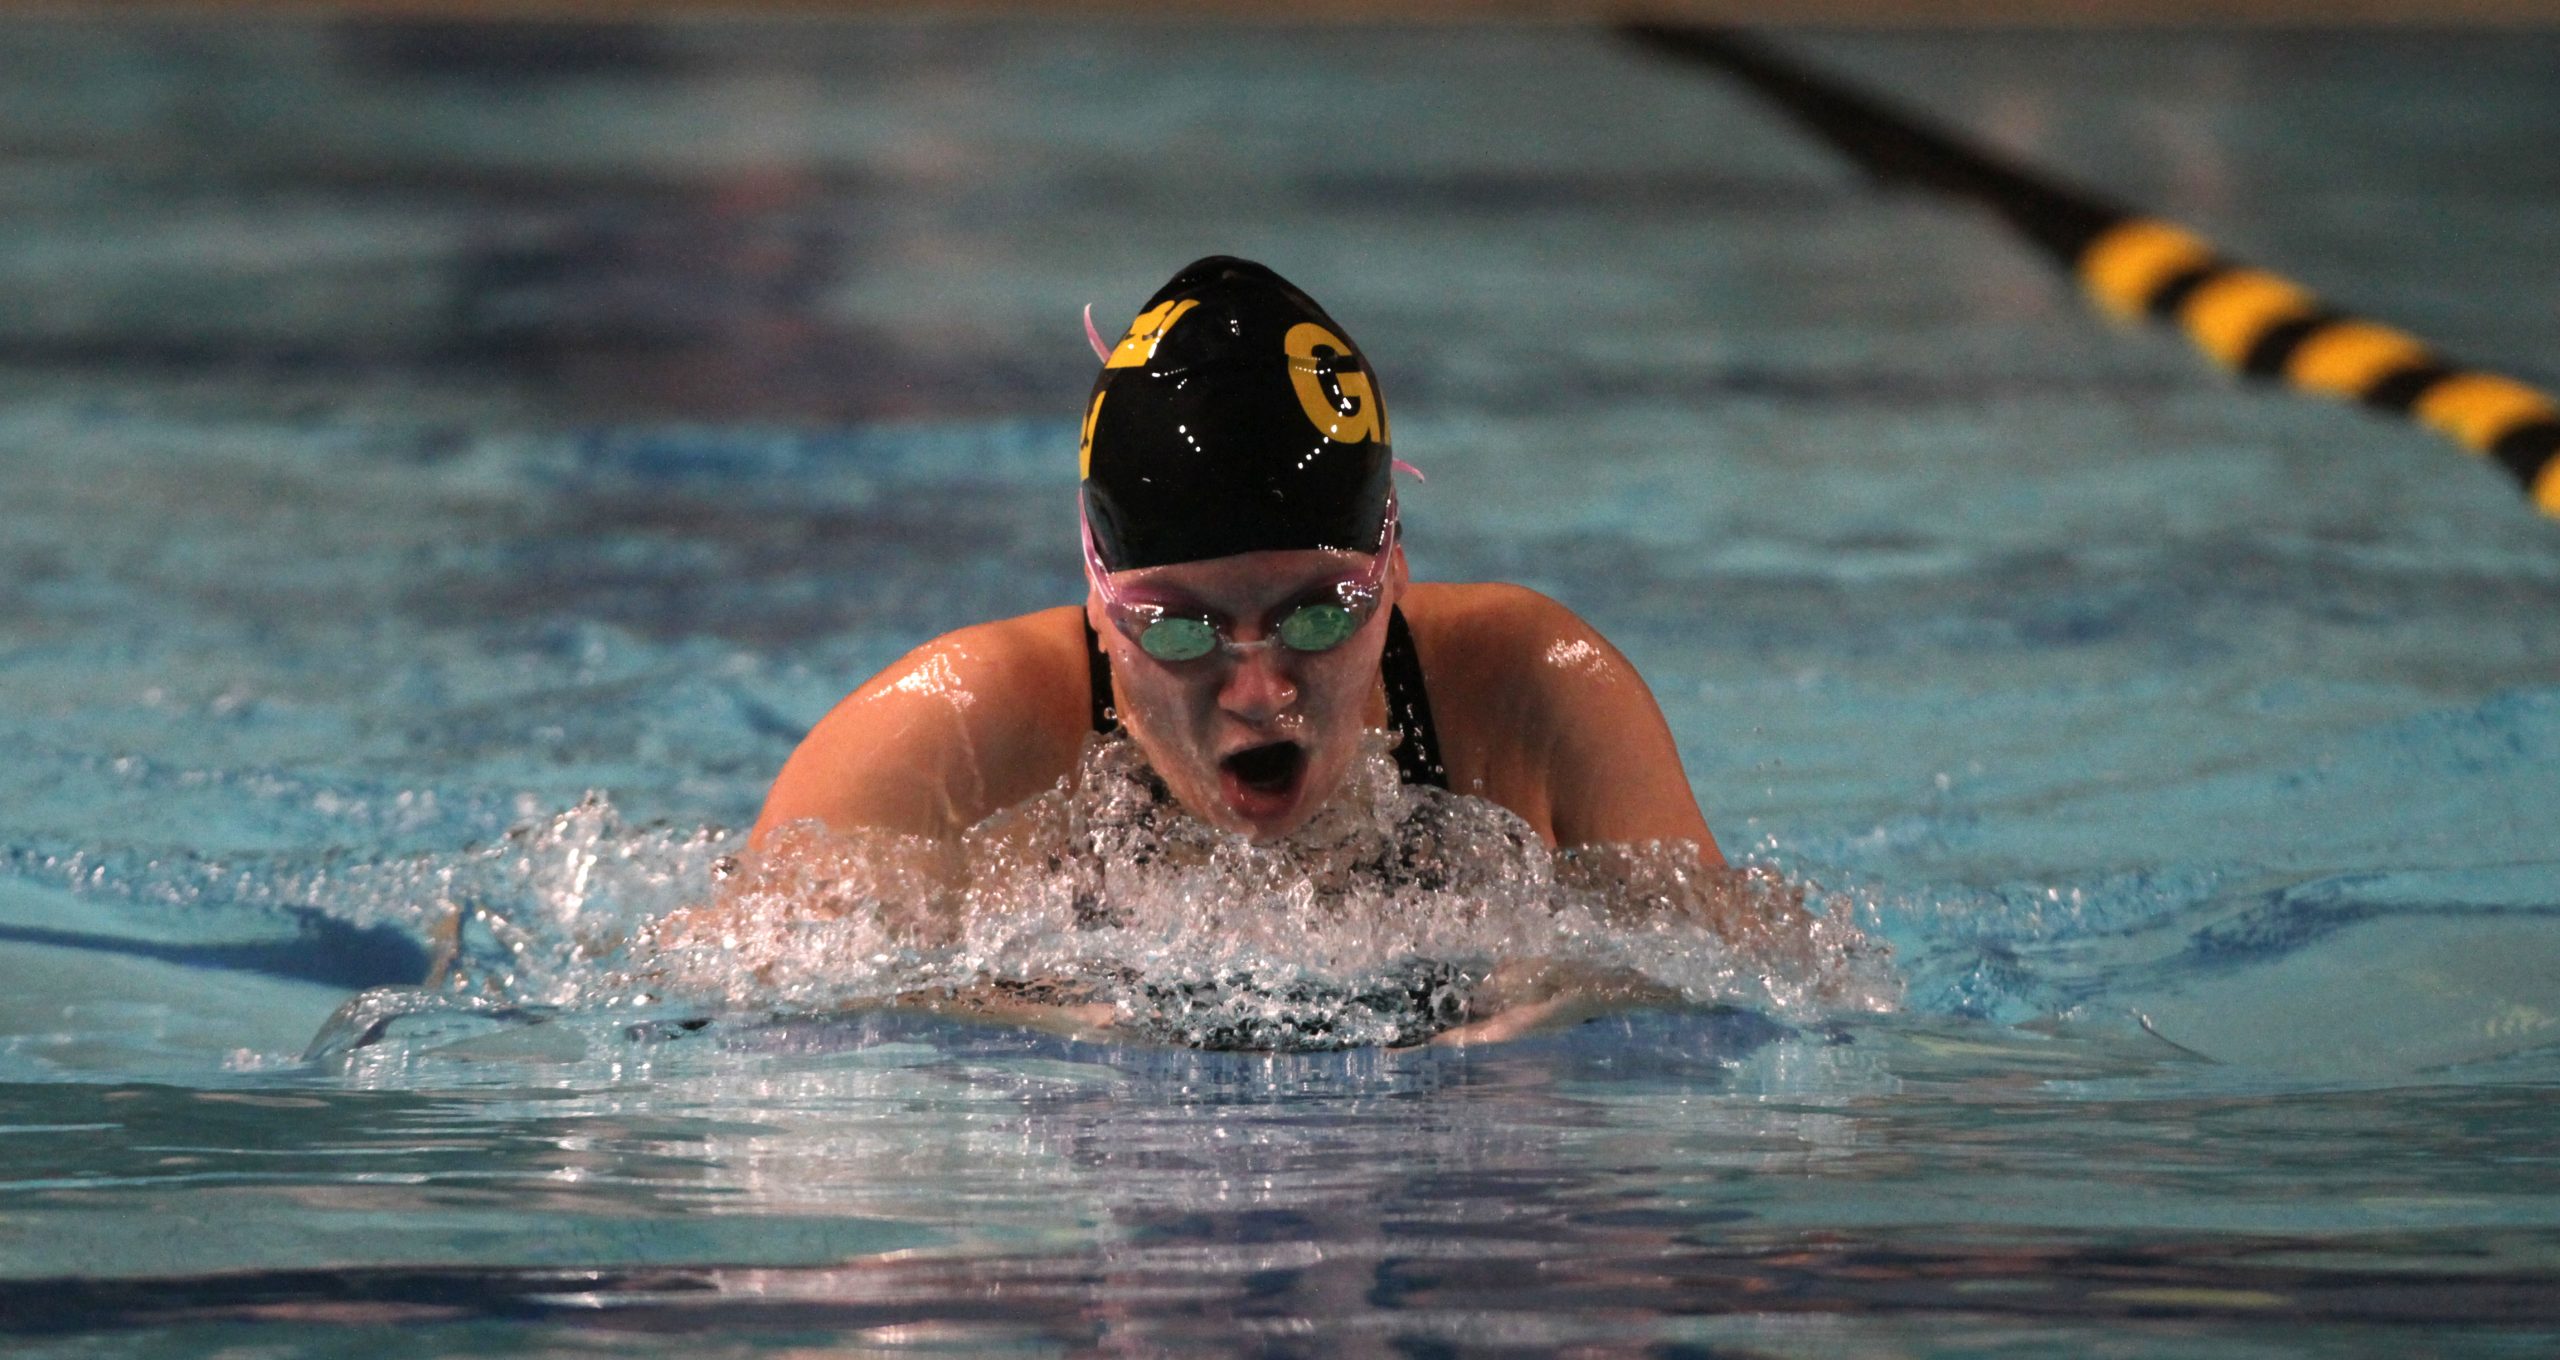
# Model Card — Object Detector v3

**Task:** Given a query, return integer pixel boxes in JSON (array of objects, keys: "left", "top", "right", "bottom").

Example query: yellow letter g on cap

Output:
[{"left": 1285, "top": 322, "right": 1383, "bottom": 445}]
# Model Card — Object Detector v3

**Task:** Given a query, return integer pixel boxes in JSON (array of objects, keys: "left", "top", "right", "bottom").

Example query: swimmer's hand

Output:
[
  {"left": 1433, "top": 855, "right": 1881, "bottom": 1045},
  {"left": 1558, "top": 847, "right": 1851, "bottom": 987},
  {"left": 905, "top": 982, "right": 1120, "bottom": 1041},
  {"left": 1430, "top": 958, "right": 1679, "bottom": 1046}
]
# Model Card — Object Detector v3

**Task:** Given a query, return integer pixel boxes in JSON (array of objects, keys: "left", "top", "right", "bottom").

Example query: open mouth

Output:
[{"left": 1221, "top": 741, "right": 1307, "bottom": 795}]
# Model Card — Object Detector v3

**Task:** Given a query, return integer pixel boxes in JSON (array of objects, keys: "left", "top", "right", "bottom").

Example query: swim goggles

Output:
[{"left": 1081, "top": 491, "right": 1398, "bottom": 664}]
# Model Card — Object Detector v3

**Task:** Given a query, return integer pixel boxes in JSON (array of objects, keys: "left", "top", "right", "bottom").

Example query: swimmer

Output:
[{"left": 745, "top": 256, "right": 1809, "bottom": 1041}]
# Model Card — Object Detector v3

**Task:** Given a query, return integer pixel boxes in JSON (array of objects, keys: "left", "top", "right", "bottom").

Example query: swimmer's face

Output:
[{"left": 1087, "top": 547, "right": 1406, "bottom": 841}]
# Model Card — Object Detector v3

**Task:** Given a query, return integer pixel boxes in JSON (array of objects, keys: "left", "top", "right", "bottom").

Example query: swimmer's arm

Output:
[
  {"left": 1510, "top": 595, "right": 1724, "bottom": 864},
  {"left": 1432, "top": 596, "right": 1775, "bottom": 1048},
  {"left": 649, "top": 612, "right": 1101, "bottom": 1004},
  {"left": 752, "top": 611, "right": 1089, "bottom": 849},
  {"left": 1525, "top": 609, "right": 1840, "bottom": 963}
]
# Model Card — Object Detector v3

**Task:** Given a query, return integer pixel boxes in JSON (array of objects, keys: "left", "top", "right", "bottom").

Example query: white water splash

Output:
[{"left": 390, "top": 734, "right": 1895, "bottom": 1051}]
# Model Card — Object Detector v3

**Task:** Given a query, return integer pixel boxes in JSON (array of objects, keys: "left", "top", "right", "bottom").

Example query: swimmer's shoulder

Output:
[
  {"left": 1400, "top": 580, "right": 1618, "bottom": 704},
  {"left": 1399, "top": 581, "right": 1715, "bottom": 855},
  {"left": 752, "top": 607, "right": 1093, "bottom": 847},
  {"left": 1395, "top": 582, "right": 1593, "bottom": 834},
  {"left": 1400, "top": 579, "right": 1575, "bottom": 641}
]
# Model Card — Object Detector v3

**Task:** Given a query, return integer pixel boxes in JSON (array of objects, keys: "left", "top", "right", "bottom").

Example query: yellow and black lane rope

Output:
[{"left": 1620, "top": 24, "right": 2560, "bottom": 518}]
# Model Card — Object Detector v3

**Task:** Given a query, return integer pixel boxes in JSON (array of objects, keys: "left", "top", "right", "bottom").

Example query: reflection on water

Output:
[
  {"left": 13, "top": 1233, "right": 2560, "bottom": 1346},
  {"left": 8, "top": 1012, "right": 2560, "bottom": 1352}
]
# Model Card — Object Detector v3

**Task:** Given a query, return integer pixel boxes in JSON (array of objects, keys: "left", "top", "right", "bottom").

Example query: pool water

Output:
[{"left": 4, "top": 18, "right": 2559, "bottom": 1356}]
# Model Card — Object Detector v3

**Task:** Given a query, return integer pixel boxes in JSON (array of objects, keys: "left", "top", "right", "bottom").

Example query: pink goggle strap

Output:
[{"left": 1083, "top": 305, "right": 1111, "bottom": 362}]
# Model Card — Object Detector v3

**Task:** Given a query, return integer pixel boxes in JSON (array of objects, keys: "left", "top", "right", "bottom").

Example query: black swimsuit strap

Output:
[
  {"left": 1085, "top": 607, "right": 1447, "bottom": 790},
  {"left": 1379, "top": 607, "right": 1449, "bottom": 789},
  {"left": 1086, "top": 614, "right": 1119, "bottom": 734}
]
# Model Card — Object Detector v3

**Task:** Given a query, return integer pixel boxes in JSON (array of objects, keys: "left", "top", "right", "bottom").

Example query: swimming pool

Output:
[{"left": 4, "top": 17, "right": 2558, "bottom": 1355}]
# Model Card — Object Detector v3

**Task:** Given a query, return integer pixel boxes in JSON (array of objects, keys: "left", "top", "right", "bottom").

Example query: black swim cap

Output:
[{"left": 1079, "top": 256, "right": 1393, "bottom": 572}]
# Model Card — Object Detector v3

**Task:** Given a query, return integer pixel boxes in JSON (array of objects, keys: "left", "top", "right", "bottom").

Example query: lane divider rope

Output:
[{"left": 1621, "top": 23, "right": 2560, "bottom": 518}]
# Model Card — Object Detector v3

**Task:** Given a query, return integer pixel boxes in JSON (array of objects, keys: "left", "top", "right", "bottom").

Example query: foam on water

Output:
[{"left": 308, "top": 732, "right": 1892, "bottom": 1061}]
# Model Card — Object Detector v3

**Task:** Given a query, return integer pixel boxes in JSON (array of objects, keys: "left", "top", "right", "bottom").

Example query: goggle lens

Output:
[
  {"left": 1275, "top": 602, "right": 1359, "bottom": 652},
  {"left": 1134, "top": 601, "right": 1366, "bottom": 663},
  {"left": 1137, "top": 616, "right": 1220, "bottom": 662}
]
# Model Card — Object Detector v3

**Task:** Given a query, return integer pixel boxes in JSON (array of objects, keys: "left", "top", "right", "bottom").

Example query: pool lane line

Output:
[{"left": 1619, "top": 23, "right": 2560, "bottom": 519}]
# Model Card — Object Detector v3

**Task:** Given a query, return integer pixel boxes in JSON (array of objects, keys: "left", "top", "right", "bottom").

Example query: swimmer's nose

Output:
[{"left": 1216, "top": 648, "right": 1298, "bottom": 725}]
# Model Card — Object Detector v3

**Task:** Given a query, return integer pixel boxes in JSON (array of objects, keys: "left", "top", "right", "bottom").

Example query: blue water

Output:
[{"left": 4, "top": 18, "right": 2560, "bottom": 1356}]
